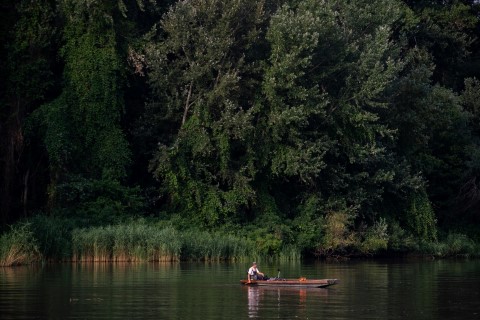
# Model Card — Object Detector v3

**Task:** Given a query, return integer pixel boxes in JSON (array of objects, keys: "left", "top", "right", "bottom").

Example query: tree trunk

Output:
[{"left": 0, "top": 101, "right": 25, "bottom": 227}]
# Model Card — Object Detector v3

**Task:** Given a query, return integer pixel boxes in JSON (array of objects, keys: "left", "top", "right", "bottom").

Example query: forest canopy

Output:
[{"left": 1, "top": 0, "right": 480, "bottom": 259}]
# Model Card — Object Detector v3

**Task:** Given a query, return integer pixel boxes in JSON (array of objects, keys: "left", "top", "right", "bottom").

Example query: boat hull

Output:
[{"left": 240, "top": 278, "right": 338, "bottom": 288}]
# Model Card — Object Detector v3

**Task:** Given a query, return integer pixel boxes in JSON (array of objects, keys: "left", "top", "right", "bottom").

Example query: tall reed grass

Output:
[
  {"left": 28, "top": 215, "right": 73, "bottom": 261},
  {"left": 0, "top": 223, "right": 41, "bottom": 266},
  {"left": 10, "top": 217, "right": 478, "bottom": 265},
  {"left": 180, "top": 231, "right": 254, "bottom": 261},
  {"left": 70, "top": 223, "right": 258, "bottom": 262},
  {"left": 71, "top": 224, "right": 182, "bottom": 262}
]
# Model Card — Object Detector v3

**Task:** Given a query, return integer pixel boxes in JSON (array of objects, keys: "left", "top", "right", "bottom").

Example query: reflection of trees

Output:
[
  {"left": 0, "top": 264, "right": 74, "bottom": 319},
  {"left": 0, "top": 262, "right": 185, "bottom": 319},
  {"left": 2, "top": 261, "right": 479, "bottom": 319}
]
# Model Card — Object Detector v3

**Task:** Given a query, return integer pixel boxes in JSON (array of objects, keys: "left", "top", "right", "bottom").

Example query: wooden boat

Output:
[{"left": 240, "top": 277, "right": 338, "bottom": 288}]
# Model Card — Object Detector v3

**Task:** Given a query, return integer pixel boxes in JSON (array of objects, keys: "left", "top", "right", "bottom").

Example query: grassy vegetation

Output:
[
  {"left": 71, "top": 224, "right": 183, "bottom": 262},
  {"left": 0, "top": 223, "right": 41, "bottom": 266},
  {"left": 1, "top": 216, "right": 479, "bottom": 266},
  {"left": 419, "top": 233, "right": 480, "bottom": 258},
  {"left": 179, "top": 230, "right": 255, "bottom": 261},
  {"left": 68, "top": 223, "right": 264, "bottom": 262}
]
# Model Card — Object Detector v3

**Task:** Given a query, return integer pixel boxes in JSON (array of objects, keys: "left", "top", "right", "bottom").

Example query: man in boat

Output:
[{"left": 247, "top": 262, "right": 265, "bottom": 281}]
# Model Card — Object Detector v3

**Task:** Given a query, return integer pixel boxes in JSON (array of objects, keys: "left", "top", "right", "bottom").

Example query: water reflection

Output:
[
  {"left": 1, "top": 260, "right": 480, "bottom": 320},
  {"left": 245, "top": 285, "right": 331, "bottom": 318},
  {"left": 247, "top": 287, "right": 259, "bottom": 318}
]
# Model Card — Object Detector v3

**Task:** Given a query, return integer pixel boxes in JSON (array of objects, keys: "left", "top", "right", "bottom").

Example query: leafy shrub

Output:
[
  {"left": 387, "top": 220, "right": 419, "bottom": 252},
  {"left": 359, "top": 218, "right": 389, "bottom": 255},
  {"left": 255, "top": 233, "right": 283, "bottom": 256},
  {"left": 293, "top": 196, "right": 325, "bottom": 253},
  {"left": 55, "top": 177, "right": 145, "bottom": 225},
  {"left": 443, "top": 233, "right": 476, "bottom": 256},
  {"left": 316, "top": 211, "right": 356, "bottom": 257},
  {"left": 406, "top": 190, "right": 437, "bottom": 242}
]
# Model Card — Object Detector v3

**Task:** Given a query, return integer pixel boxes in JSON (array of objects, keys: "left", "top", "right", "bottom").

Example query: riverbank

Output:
[
  {"left": 1, "top": 217, "right": 479, "bottom": 267},
  {"left": 0, "top": 221, "right": 257, "bottom": 266}
]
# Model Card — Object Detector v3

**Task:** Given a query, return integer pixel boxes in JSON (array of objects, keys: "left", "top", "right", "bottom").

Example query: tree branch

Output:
[{"left": 182, "top": 81, "right": 194, "bottom": 126}]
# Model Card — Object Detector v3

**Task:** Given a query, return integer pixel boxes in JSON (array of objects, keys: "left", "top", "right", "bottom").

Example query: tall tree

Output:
[
  {"left": 259, "top": 0, "right": 415, "bottom": 225},
  {"left": 455, "top": 77, "right": 480, "bottom": 225},
  {"left": 387, "top": 1, "right": 476, "bottom": 231},
  {"left": 401, "top": 0, "right": 478, "bottom": 89},
  {"left": 145, "top": 0, "right": 269, "bottom": 226},
  {"left": 0, "top": 0, "right": 57, "bottom": 227},
  {"left": 33, "top": 0, "right": 145, "bottom": 220}
]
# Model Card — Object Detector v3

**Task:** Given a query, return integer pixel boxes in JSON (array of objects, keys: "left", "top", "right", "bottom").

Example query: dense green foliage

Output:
[
  {"left": 144, "top": 0, "right": 267, "bottom": 226},
  {"left": 2, "top": 0, "right": 480, "bottom": 263}
]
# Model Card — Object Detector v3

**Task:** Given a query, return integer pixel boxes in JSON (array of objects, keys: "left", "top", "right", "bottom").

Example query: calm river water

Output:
[{"left": 1, "top": 259, "right": 479, "bottom": 319}]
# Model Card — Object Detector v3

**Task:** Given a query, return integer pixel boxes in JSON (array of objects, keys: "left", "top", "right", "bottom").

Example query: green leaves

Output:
[
  {"left": 145, "top": 0, "right": 266, "bottom": 225},
  {"left": 142, "top": 0, "right": 447, "bottom": 230},
  {"left": 401, "top": 1, "right": 478, "bottom": 88},
  {"left": 52, "top": 0, "right": 131, "bottom": 179},
  {"left": 27, "top": 0, "right": 147, "bottom": 219},
  {"left": 406, "top": 189, "right": 437, "bottom": 242},
  {"left": 263, "top": 1, "right": 333, "bottom": 183},
  {"left": 262, "top": 0, "right": 407, "bottom": 214},
  {"left": 4, "top": 0, "right": 480, "bottom": 253}
]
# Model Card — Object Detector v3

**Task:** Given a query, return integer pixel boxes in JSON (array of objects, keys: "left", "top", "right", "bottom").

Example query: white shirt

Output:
[{"left": 248, "top": 266, "right": 259, "bottom": 276}]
